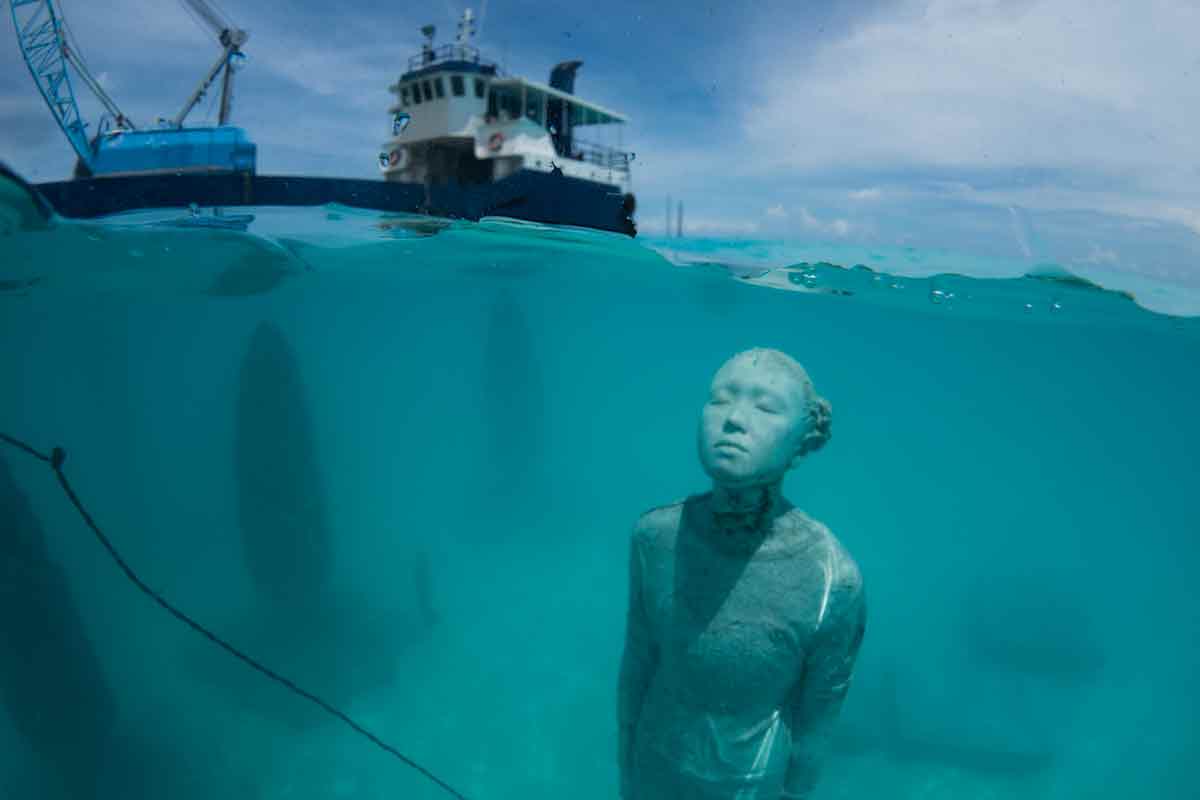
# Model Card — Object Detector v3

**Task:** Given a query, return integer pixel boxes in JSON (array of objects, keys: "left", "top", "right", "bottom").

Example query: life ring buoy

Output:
[
  {"left": 379, "top": 148, "right": 408, "bottom": 171},
  {"left": 487, "top": 132, "right": 504, "bottom": 153}
]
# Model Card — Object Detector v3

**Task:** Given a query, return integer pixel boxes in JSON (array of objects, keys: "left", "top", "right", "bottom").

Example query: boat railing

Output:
[
  {"left": 569, "top": 139, "right": 633, "bottom": 175},
  {"left": 407, "top": 44, "right": 501, "bottom": 73}
]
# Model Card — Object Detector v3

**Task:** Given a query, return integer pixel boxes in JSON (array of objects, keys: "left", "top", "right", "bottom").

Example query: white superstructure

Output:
[{"left": 378, "top": 12, "right": 632, "bottom": 193}]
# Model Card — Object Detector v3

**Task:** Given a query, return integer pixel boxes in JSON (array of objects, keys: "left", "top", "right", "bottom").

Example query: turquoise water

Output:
[{"left": 2, "top": 205, "right": 1199, "bottom": 799}]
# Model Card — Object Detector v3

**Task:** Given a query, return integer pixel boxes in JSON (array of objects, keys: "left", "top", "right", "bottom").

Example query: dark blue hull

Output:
[{"left": 32, "top": 169, "right": 637, "bottom": 235}]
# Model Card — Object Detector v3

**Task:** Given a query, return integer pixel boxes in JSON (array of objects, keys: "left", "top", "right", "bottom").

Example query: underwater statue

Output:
[{"left": 618, "top": 348, "right": 866, "bottom": 800}]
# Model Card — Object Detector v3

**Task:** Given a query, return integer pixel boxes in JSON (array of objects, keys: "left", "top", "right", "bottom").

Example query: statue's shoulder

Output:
[
  {"left": 781, "top": 508, "right": 864, "bottom": 593},
  {"left": 631, "top": 494, "right": 696, "bottom": 549}
]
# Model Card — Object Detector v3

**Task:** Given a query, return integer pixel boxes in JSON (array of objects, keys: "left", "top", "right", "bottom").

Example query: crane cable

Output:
[
  {"left": 0, "top": 430, "right": 472, "bottom": 800},
  {"left": 56, "top": 1, "right": 99, "bottom": 94}
]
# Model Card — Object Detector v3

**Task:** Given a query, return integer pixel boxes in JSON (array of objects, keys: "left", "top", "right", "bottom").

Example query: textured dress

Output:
[{"left": 618, "top": 493, "right": 866, "bottom": 800}]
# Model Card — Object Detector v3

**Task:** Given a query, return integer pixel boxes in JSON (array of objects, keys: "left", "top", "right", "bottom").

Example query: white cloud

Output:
[
  {"left": 797, "top": 207, "right": 852, "bottom": 238},
  {"left": 1159, "top": 207, "right": 1200, "bottom": 238},
  {"left": 849, "top": 187, "right": 883, "bottom": 201},
  {"left": 741, "top": 0, "right": 1200, "bottom": 224},
  {"left": 766, "top": 204, "right": 787, "bottom": 218},
  {"left": 1076, "top": 243, "right": 1120, "bottom": 265}
]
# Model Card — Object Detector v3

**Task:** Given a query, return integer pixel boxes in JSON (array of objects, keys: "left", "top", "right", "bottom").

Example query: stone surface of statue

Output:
[{"left": 618, "top": 348, "right": 867, "bottom": 800}]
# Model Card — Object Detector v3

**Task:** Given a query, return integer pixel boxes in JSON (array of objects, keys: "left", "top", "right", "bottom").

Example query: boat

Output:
[
  {"left": 377, "top": 10, "right": 637, "bottom": 234},
  {"left": 13, "top": 3, "right": 638, "bottom": 235}
]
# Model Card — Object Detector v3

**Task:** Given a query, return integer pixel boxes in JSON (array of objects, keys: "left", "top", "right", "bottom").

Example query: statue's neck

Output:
[
  {"left": 707, "top": 481, "right": 788, "bottom": 538},
  {"left": 711, "top": 481, "right": 784, "bottom": 514}
]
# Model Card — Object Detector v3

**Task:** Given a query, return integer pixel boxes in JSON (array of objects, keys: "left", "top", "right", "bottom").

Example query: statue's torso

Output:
[{"left": 631, "top": 494, "right": 846, "bottom": 790}]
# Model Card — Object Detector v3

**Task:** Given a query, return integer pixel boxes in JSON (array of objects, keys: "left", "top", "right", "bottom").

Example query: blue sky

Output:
[{"left": 3, "top": 0, "right": 1199, "bottom": 284}]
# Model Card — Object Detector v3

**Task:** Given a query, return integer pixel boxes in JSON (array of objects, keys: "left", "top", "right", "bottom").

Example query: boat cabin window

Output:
[
  {"left": 487, "top": 86, "right": 522, "bottom": 120},
  {"left": 410, "top": 83, "right": 422, "bottom": 105},
  {"left": 567, "top": 103, "right": 604, "bottom": 126},
  {"left": 525, "top": 87, "right": 545, "bottom": 125},
  {"left": 401, "top": 86, "right": 410, "bottom": 106},
  {"left": 451, "top": 75, "right": 465, "bottom": 96},
  {"left": 422, "top": 80, "right": 433, "bottom": 101},
  {"left": 434, "top": 77, "right": 445, "bottom": 99}
]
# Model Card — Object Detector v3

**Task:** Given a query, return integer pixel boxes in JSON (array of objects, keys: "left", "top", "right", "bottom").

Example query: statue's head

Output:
[{"left": 697, "top": 348, "right": 831, "bottom": 489}]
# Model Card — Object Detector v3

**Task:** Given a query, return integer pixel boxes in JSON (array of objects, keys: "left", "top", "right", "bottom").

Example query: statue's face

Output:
[{"left": 698, "top": 354, "right": 809, "bottom": 488}]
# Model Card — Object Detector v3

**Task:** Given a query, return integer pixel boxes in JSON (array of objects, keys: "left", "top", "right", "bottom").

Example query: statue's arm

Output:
[
  {"left": 782, "top": 561, "right": 866, "bottom": 799},
  {"left": 617, "top": 530, "right": 658, "bottom": 799}
]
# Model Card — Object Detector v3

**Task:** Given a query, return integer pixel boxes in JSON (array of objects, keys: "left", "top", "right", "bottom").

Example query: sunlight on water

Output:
[{"left": 2, "top": 196, "right": 1199, "bottom": 799}]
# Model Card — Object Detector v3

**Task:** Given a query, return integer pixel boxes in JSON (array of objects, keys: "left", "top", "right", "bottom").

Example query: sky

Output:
[{"left": 2, "top": 0, "right": 1199, "bottom": 284}]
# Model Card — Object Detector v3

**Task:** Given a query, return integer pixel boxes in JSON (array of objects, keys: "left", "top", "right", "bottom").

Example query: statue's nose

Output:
[{"left": 723, "top": 403, "right": 748, "bottom": 431}]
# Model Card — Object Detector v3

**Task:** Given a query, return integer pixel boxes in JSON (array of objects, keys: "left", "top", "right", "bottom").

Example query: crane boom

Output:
[
  {"left": 8, "top": 0, "right": 135, "bottom": 168},
  {"left": 173, "top": 0, "right": 247, "bottom": 127},
  {"left": 9, "top": 0, "right": 257, "bottom": 178},
  {"left": 179, "top": 0, "right": 227, "bottom": 35}
]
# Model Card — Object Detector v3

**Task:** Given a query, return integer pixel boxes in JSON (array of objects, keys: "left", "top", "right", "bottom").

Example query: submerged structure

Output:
[
  {"left": 0, "top": 453, "right": 116, "bottom": 797},
  {"left": 209, "top": 321, "right": 436, "bottom": 728},
  {"left": 235, "top": 321, "right": 333, "bottom": 614},
  {"left": 481, "top": 289, "right": 546, "bottom": 511}
]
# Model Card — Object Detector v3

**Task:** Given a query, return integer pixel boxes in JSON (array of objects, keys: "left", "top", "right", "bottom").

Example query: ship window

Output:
[
  {"left": 451, "top": 75, "right": 465, "bottom": 96},
  {"left": 401, "top": 87, "right": 410, "bottom": 106},
  {"left": 568, "top": 103, "right": 601, "bottom": 126},
  {"left": 474, "top": 78, "right": 486, "bottom": 98},
  {"left": 422, "top": 80, "right": 433, "bottom": 101},
  {"left": 411, "top": 84, "right": 422, "bottom": 105},
  {"left": 489, "top": 86, "right": 521, "bottom": 120},
  {"left": 525, "top": 88, "right": 545, "bottom": 125},
  {"left": 435, "top": 77, "right": 445, "bottom": 98}
]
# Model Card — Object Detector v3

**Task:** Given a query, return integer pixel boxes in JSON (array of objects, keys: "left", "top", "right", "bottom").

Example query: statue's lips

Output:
[{"left": 714, "top": 440, "right": 748, "bottom": 454}]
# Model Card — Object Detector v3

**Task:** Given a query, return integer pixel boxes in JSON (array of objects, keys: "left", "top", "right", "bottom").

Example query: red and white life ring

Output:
[
  {"left": 379, "top": 148, "right": 408, "bottom": 171},
  {"left": 487, "top": 132, "right": 504, "bottom": 153}
]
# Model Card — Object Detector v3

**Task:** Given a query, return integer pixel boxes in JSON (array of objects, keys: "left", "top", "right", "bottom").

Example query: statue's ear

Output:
[{"left": 793, "top": 398, "right": 832, "bottom": 461}]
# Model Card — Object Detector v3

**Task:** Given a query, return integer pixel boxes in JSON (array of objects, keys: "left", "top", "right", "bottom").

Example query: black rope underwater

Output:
[{"left": 0, "top": 431, "right": 471, "bottom": 800}]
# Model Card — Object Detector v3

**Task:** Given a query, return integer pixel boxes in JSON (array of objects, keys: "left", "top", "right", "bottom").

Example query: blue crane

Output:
[{"left": 9, "top": 0, "right": 256, "bottom": 178}]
